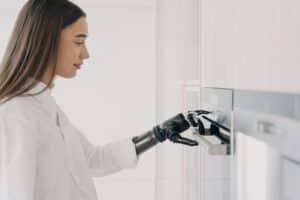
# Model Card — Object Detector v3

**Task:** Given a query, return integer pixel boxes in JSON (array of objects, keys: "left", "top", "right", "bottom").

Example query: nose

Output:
[{"left": 81, "top": 45, "right": 90, "bottom": 60}]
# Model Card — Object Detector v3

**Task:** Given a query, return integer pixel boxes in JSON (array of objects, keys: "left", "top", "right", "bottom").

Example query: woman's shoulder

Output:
[
  {"left": 0, "top": 96, "right": 41, "bottom": 144},
  {"left": 0, "top": 96, "right": 40, "bottom": 122}
]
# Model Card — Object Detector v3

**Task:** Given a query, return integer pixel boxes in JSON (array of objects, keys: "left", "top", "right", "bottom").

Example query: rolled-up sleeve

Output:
[
  {"left": 0, "top": 115, "right": 39, "bottom": 200},
  {"left": 73, "top": 127, "right": 139, "bottom": 177}
]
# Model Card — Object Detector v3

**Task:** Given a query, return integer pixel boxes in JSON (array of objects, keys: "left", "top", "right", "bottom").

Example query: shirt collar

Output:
[{"left": 26, "top": 80, "right": 57, "bottom": 120}]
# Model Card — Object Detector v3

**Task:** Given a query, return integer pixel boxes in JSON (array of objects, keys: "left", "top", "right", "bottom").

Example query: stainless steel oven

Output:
[
  {"left": 182, "top": 86, "right": 300, "bottom": 200},
  {"left": 232, "top": 90, "right": 300, "bottom": 200}
]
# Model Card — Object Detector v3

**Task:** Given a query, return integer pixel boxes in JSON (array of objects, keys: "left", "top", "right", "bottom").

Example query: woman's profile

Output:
[{"left": 0, "top": 0, "right": 200, "bottom": 199}]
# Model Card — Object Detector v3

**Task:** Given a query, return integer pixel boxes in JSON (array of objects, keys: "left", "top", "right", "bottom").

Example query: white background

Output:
[{"left": 0, "top": 1, "right": 157, "bottom": 200}]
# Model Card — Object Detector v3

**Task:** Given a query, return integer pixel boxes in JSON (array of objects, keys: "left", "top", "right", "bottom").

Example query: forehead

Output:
[{"left": 62, "top": 17, "right": 88, "bottom": 38}]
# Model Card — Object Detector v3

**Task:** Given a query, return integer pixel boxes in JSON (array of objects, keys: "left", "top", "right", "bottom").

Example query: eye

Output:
[{"left": 75, "top": 42, "right": 84, "bottom": 46}]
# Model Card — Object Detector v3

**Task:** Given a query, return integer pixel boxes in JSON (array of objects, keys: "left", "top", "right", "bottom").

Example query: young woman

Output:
[{"left": 0, "top": 0, "right": 200, "bottom": 200}]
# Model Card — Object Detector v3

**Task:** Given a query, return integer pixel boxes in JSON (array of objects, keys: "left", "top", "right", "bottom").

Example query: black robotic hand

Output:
[
  {"left": 132, "top": 110, "right": 211, "bottom": 155},
  {"left": 152, "top": 110, "right": 210, "bottom": 146}
]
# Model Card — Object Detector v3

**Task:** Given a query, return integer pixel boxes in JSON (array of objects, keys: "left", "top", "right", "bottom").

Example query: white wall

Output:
[
  {"left": 55, "top": 1, "right": 156, "bottom": 200},
  {"left": 0, "top": 1, "right": 156, "bottom": 200}
]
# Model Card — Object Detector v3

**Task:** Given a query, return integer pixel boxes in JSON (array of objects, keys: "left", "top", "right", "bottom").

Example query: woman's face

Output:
[{"left": 55, "top": 16, "right": 90, "bottom": 78}]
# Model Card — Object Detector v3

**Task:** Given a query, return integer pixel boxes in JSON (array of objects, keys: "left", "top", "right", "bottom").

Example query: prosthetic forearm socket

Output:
[{"left": 132, "top": 130, "right": 159, "bottom": 155}]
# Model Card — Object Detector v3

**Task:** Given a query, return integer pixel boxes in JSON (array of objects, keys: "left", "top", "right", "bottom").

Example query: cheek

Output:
[{"left": 56, "top": 45, "right": 78, "bottom": 69}]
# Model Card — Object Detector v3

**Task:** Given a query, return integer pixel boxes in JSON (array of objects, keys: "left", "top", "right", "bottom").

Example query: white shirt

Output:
[{"left": 0, "top": 81, "right": 139, "bottom": 200}]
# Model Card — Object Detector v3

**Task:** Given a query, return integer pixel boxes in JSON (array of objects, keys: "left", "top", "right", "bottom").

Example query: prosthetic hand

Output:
[{"left": 132, "top": 110, "right": 210, "bottom": 156}]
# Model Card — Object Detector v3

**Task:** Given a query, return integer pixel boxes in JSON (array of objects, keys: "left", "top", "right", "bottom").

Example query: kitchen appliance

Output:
[{"left": 232, "top": 90, "right": 300, "bottom": 200}]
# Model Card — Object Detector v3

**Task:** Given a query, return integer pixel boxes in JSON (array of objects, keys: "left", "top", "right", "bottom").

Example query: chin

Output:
[{"left": 57, "top": 72, "right": 77, "bottom": 79}]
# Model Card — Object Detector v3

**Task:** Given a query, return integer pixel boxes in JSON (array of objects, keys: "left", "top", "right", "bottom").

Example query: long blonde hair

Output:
[{"left": 0, "top": 0, "right": 86, "bottom": 103}]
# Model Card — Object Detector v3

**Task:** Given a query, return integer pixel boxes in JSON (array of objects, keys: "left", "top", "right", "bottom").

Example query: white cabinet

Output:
[
  {"left": 232, "top": 0, "right": 280, "bottom": 91},
  {"left": 201, "top": 0, "right": 300, "bottom": 93},
  {"left": 270, "top": 0, "right": 300, "bottom": 93},
  {"left": 234, "top": 131, "right": 300, "bottom": 200},
  {"left": 234, "top": 133, "right": 281, "bottom": 200},
  {"left": 232, "top": 0, "right": 300, "bottom": 92},
  {"left": 200, "top": 0, "right": 235, "bottom": 88},
  {"left": 282, "top": 158, "right": 300, "bottom": 200}
]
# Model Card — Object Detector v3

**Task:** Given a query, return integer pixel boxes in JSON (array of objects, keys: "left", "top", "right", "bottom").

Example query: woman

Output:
[{"left": 0, "top": 0, "right": 200, "bottom": 200}]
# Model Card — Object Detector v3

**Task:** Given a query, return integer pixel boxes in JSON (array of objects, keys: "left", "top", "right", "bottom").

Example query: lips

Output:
[{"left": 74, "top": 64, "right": 82, "bottom": 69}]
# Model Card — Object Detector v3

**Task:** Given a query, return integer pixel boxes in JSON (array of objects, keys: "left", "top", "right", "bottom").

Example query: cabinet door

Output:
[
  {"left": 232, "top": 0, "right": 277, "bottom": 91},
  {"left": 271, "top": 0, "right": 300, "bottom": 93},
  {"left": 234, "top": 133, "right": 281, "bottom": 200},
  {"left": 200, "top": 0, "right": 235, "bottom": 88},
  {"left": 281, "top": 158, "right": 300, "bottom": 200},
  {"left": 232, "top": 0, "right": 300, "bottom": 93},
  {"left": 201, "top": 0, "right": 300, "bottom": 92}
]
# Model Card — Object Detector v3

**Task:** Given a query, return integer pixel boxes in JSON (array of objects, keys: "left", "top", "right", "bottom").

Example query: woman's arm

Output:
[
  {"left": 74, "top": 127, "right": 138, "bottom": 177},
  {"left": 72, "top": 110, "right": 204, "bottom": 177},
  {"left": 0, "top": 115, "right": 39, "bottom": 200}
]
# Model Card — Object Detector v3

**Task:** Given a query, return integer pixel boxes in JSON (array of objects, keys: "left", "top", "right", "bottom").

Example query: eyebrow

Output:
[{"left": 74, "top": 34, "right": 88, "bottom": 38}]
